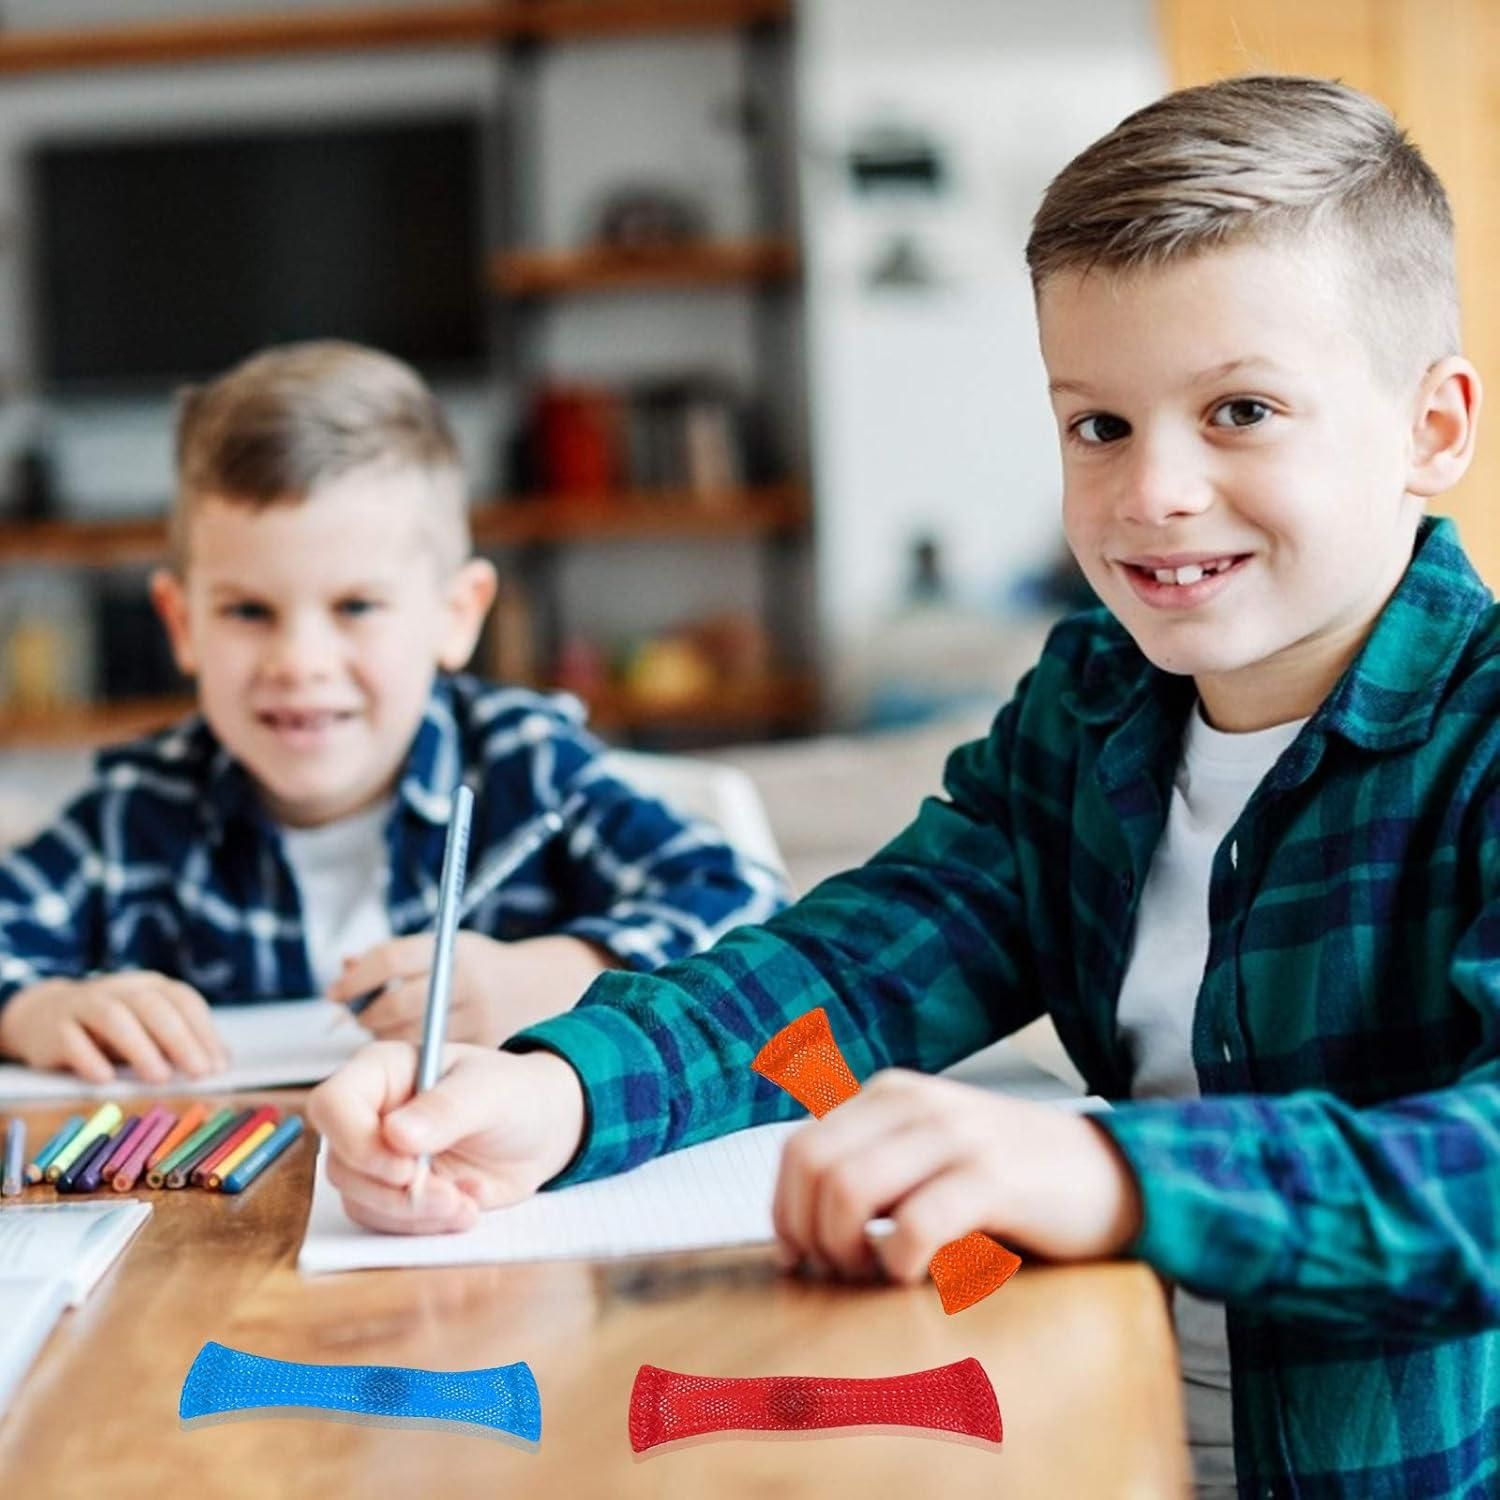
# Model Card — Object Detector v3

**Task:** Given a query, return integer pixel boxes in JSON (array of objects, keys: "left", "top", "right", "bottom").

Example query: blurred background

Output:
[{"left": 0, "top": 0, "right": 1495, "bottom": 880}]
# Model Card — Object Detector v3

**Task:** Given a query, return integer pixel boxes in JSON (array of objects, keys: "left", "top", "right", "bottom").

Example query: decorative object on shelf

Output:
[
  {"left": 511, "top": 373, "right": 759, "bottom": 502},
  {"left": 517, "top": 384, "right": 624, "bottom": 497},
  {"left": 589, "top": 183, "right": 708, "bottom": 255},
  {"left": 6, "top": 442, "right": 58, "bottom": 523},
  {"left": 553, "top": 634, "right": 610, "bottom": 703}
]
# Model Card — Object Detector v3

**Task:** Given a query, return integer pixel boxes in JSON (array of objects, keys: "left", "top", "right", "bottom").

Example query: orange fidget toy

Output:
[{"left": 752, "top": 1007, "right": 1022, "bottom": 1314}]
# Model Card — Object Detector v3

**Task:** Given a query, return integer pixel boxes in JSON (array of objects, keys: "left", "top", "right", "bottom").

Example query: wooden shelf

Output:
[
  {"left": 473, "top": 482, "right": 807, "bottom": 544},
  {"left": 0, "top": 516, "right": 171, "bottom": 569},
  {"left": 491, "top": 238, "right": 798, "bottom": 296},
  {"left": 0, "top": 695, "right": 194, "bottom": 750},
  {"left": 578, "top": 673, "right": 818, "bottom": 731},
  {"left": 0, "top": 484, "right": 808, "bottom": 569},
  {"left": 0, "top": 1, "right": 792, "bottom": 76},
  {"left": 0, "top": 676, "right": 816, "bottom": 748}
]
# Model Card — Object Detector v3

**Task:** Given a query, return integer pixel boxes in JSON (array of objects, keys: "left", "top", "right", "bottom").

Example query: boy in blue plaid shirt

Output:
[
  {"left": 312, "top": 80, "right": 1498, "bottom": 1495},
  {"left": 0, "top": 341, "right": 786, "bottom": 1087}
]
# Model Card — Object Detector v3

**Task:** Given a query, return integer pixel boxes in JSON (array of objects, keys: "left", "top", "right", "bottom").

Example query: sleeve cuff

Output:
[
  {"left": 1091, "top": 1096, "right": 1286, "bottom": 1299},
  {"left": 503, "top": 987, "right": 674, "bottom": 1187}
]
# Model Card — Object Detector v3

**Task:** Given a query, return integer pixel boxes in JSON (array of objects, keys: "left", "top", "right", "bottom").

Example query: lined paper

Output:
[{"left": 298, "top": 1039, "right": 1103, "bottom": 1275}]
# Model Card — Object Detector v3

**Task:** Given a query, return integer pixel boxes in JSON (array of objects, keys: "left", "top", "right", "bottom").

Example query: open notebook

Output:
[
  {"left": 0, "top": 1202, "right": 152, "bottom": 1424},
  {"left": 0, "top": 999, "right": 359, "bottom": 1102},
  {"left": 0, "top": 1199, "right": 153, "bottom": 1305},
  {"left": 299, "top": 1039, "right": 1105, "bottom": 1275},
  {"left": 0, "top": 1277, "right": 69, "bottom": 1424}
]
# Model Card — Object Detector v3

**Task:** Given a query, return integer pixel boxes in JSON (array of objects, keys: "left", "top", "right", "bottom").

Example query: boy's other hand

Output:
[
  {"left": 772, "top": 1070, "right": 1143, "bottom": 1284},
  {"left": 307, "top": 1041, "right": 587, "bottom": 1234},
  {"left": 0, "top": 973, "right": 231, "bottom": 1084},
  {"left": 327, "top": 933, "right": 621, "bottom": 1047}
]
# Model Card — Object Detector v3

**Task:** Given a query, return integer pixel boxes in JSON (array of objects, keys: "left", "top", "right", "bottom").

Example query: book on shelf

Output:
[{"left": 511, "top": 373, "right": 760, "bottom": 500}]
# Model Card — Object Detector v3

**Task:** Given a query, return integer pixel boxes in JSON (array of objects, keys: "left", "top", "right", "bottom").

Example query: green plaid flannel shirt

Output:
[{"left": 511, "top": 515, "right": 1500, "bottom": 1497}]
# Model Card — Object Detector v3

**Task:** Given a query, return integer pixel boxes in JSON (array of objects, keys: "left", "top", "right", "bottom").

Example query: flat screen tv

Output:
[{"left": 31, "top": 115, "right": 486, "bottom": 388}]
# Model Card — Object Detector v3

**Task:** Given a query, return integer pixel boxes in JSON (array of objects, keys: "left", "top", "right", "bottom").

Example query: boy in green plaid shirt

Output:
[{"left": 312, "top": 77, "right": 1498, "bottom": 1496}]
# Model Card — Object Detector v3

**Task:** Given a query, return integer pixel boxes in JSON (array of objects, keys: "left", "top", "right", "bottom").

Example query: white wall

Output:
[{"left": 797, "top": 0, "right": 1165, "bottom": 700}]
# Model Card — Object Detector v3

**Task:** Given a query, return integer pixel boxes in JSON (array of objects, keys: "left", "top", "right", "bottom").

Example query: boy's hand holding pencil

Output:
[
  {"left": 326, "top": 932, "right": 620, "bottom": 1048},
  {"left": 307, "top": 1041, "right": 587, "bottom": 1234}
]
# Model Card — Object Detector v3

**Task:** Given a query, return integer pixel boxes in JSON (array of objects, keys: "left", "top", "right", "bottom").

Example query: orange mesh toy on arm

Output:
[{"left": 752, "top": 1007, "right": 1022, "bottom": 1314}]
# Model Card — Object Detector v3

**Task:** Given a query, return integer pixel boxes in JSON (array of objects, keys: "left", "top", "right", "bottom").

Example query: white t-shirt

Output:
[
  {"left": 278, "top": 800, "right": 393, "bottom": 994},
  {"left": 1115, "top": 702, "right": 1308, "bottom": 1499}
]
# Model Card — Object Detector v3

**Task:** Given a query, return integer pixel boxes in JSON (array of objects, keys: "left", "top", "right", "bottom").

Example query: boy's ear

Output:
[
  {"left": 436, "top": 557, "right": 498, "bottom": 672},
  {"left": 1406, "top": 355, "right": 1483, "bottom": 499},
  {"left": 148, "top": 568, "right": 199, "bottom": 677}
]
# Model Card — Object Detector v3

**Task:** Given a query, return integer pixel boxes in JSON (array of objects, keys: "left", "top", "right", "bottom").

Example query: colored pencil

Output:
[
  {"left": 166, "top": 1108, "right": 251, "bottom": 1189},
  {"left": 101, "top": 1106, "right": 171, "bottom": 1180},
  {"left": 221, "top": 1115, "right": 305, "bottom": 1195},
  {"left": 146, "top": 1104, "right": 207, "bottom": 1170},
  {"left": 74, "top": 1121, "right": 128, "bottom": 1193},
  {"left": 2, "top": 1117, "right": 25, "bottom": 1196},
  {"left": 112, "top": 1111, "right": 176, "bottom": 1192},
  {"left": 57, "top": 1128, "right": 117, "bottom": 1193},
  {"left": 207, "top": 1121, "right": 277, "bottom": 1190},
  {"left": 45, "top": 1102, "right": 122, "bottom": 1183},
  {"left": 192, "top": 1106, "right": 279, "bottom": 1187},
  {"left": 94, "top": 1114, "right": 142, "bottom": 1182},
  {"left": 27, "top": 1114, "right": 84, "bottom": 1184},
  {"left": 148, "top": 1107, "right": 236, "bottom": 1189}
]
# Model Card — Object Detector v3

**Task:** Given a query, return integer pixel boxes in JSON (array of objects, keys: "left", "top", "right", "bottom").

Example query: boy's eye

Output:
[
  {"left": 221, "top": 601, "right": 271, "bottom": 622},
  {"left": 1209, "top": 398, "right": 1273, "bottom": 429},
  {"left": 1071, "top": 413, "right": 1131, "bottom": 446},
  {"left": 336, "top": 598, "right": 380, "bottom": 617}
]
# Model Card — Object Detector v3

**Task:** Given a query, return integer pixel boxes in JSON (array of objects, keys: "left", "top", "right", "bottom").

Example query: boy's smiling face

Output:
[
  {"left": 1040, "top": 238, "right": 1443, "bottom": 730},
  {"left": 151, "top": 464, "right": 494, "bottom": 828}
]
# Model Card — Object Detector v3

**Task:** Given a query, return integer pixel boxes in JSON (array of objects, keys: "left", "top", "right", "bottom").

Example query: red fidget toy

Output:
[{"left": 629, "top": 1357, "right": 1003, "bottom": 1451}]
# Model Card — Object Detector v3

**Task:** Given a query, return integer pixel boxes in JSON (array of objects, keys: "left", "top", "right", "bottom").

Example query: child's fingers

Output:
[
  {"left": 324, "top": 1146, "right": 474, "bottom": 1230},
  {"left": 327, "top": 937, "right": 435, "bottom": 1002},
  {"left": 324, "top": 1142, "right": 415, "bottom": 1196},
  {"left": 58, "top": 1017, "right": 116, "bottom": 1084},
  {"left": 772, "top": 1090, "right": 920, "bottom": 1271},
  {"left": 876, "top": 1166, "right": 992, "bottom": 1284},
  {"left": 382, "top": 1048, "right": 508, "bottom": 1160},
  {"left": 159, "top": 979, "right": 231, "bottom": 1069},
  {"left": 336, "top": 1174, "right": 480, "bottom": 1236},
  {"left": 126, "top": 985, "right": 216, "bottom": 1077},
  {"left": 810, "top": 1124, "right": 959, "bottom": 1279},
  {"left": 357, "top": 978, "right": 430, "bottom": 1041},
  {"left": 308, "top": 1040, "right": 421, "bottom": 1182},
  {"left": 79, "top": 998, "right": 173, "bottom": 1083}
]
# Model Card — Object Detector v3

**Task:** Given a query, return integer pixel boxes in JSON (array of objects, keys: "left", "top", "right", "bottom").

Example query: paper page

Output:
[
  {"left": 0, "top": 1276, "right": 69, "bottom": 1421},
  {"left": 299, "top": 1039, "right": 1107, "bottom": 1275},
  {"left": 299, "top": 1120, "right": 801, "bottom": 1275},
  {"left": 0, "top": 1200, "right": 152, "bottom": 1305},
  {"left": 0, "top": 999, "right": 361, "bottom": 1102}
]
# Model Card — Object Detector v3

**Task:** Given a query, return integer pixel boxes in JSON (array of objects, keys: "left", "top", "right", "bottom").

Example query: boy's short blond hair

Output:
[
  {"left": 172, "top": 339, "right": 469, "bottom": 568},
  {"left": 1026, "top": 75, "right": 1459, "bottom": 390}
]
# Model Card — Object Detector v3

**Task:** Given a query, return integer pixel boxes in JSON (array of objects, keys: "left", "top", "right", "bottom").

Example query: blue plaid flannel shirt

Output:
[{"left": 0, "top": 674, "right": 788, "bottom": 1008}]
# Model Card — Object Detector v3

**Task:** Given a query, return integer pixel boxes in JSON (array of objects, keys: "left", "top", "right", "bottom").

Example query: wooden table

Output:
[{"left": 1, "top": 1095, "right": 1189, "bottom": 1498}]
